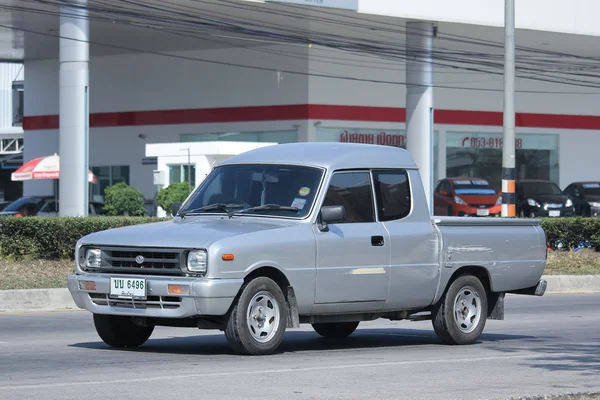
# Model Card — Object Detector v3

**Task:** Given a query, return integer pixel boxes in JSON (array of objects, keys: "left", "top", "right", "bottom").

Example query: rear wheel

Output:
[
  {"left": 93, "top": 314, "right": 154, "bottom": 348},
  {"left": 224, "top": 277, "right": 288, "bottom": 355},
  {"left": 312, "top": 321, "right": 359, "bottom": 338},
  {"left": 432, "top": 275, "right": 488, "bottom": 345}
]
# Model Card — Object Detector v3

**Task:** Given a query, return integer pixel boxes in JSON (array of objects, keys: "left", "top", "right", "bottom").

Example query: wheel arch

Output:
[
  {"left": 437, "top": 265, "right": 504, "bottom": 320},
  {"left": 242, "top": 266, "right": 300, "bottom": 329}
]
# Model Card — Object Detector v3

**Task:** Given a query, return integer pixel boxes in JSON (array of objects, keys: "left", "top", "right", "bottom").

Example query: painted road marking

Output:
[{"left": 0, "top": 354, "right": 537, "bottom": 391}]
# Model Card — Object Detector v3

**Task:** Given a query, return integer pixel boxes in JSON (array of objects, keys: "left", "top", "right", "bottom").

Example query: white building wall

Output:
[
  {"left": 359, "top": 0, "right": 600, "bottom": 36},
  {"left": 22, "top": 41, "right": 600, "bottom": 199}
]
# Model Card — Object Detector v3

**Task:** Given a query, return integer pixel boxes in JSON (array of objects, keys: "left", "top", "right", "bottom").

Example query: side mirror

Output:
[
  {"left": 440, "top": 190, "right": 449, "bottom": 197},
  {"left": 172, "top": 202, "right": 183, "bottom": 216},
  {"left": 318, "top": 205, "right": 346, "bottom": 232}
]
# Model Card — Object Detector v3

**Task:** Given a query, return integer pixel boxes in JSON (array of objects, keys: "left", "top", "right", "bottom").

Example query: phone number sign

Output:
[
  {"left": 265, "top": 0, "right": 359, "bottom": 10},
  {"left": 447, "top": 132, "right": 558, "bottom": 151}
]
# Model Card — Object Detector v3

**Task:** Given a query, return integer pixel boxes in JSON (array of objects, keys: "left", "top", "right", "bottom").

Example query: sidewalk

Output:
[{"left": 1, "top": 275, "right": 599, "bottom": 313}]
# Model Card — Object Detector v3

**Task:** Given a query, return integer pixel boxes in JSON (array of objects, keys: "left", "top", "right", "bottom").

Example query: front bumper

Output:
[
  {"left": 529, "top": 207, "right": 575, "bottom": 217},
  {"left": 456, "top": 204, "right": 502, "bottom": 217},
  {"left": 67, "top": 273, "right": 244, "bottom": 318}
]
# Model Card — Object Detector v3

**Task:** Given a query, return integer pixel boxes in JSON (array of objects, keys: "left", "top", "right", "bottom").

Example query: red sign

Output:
[{"left": 340, "top": 130, "right": 406, "bottom": 147}]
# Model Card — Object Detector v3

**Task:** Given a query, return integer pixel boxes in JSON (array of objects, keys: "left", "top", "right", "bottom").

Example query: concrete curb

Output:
[{"left": 1, "top": 275, "right": 599, "bottom": 313}]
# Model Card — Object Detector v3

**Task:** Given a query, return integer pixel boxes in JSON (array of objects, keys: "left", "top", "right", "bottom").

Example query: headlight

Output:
[
  {"left": 565, "top": 199, "right": 573, "bottom": 207},
  {"left": 454, "top": 196, "right": 467, "bottom": 205},
  {"left": 85, "top": 248, "right": 101, "bottom": 268},
  {"left": 187, "top": 250, "right": 207, "bottom": 274},
  {"left": 495, "top": 195, "right": 502, "bottom": 205},
  {"left": 590, "top": 202, "right": 600, "bottom": 208},
  {"left": 527, "top": 198, "right": 540, "bottom": 207}
]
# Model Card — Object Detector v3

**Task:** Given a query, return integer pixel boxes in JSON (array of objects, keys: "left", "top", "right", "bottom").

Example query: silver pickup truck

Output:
[{"left": 68, "top": 142, "right": 547, "bottom": 355}]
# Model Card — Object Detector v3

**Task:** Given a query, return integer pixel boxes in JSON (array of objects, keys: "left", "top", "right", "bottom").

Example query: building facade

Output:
[{"left": 1, "top": 0, "right": 599, "bottom": 212}]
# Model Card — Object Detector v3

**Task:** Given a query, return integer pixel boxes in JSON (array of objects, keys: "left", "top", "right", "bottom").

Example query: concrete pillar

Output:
[
  {"left": 405, "top": 21, "right": 434, "bottom": 214},
  {"left": 59, "top": 0, "right": 89, "bottom": 217}
]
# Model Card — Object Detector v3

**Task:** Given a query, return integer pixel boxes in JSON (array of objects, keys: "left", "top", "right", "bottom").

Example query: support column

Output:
[
  {"left": 405, "top": 21, "right": 434, "bottom": 215},
  {"left": 59, "top": 0, "right": 89, "bottom": 217}
]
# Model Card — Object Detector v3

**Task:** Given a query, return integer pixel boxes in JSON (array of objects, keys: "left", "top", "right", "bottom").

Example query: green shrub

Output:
[
  {"left": 156, "top": 182, "right": 192, "bottom": 215},
  {"left": 540, "top": 217, "right": 600, "bottom": 250},
  {"left": 104, "top": 182, "right": 146, "bottom": 216},
  {"left": 0, "top": 216, "right": 168, "bottom": 260}
]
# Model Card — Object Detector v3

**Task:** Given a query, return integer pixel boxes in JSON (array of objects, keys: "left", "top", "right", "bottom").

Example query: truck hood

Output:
[{"left": 79, "top": 216, "right": 295, "bottom": 249}]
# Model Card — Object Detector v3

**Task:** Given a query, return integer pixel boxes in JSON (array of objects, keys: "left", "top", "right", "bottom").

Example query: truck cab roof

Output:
[{"left": 220, "top": 142, "right": 419, "bottom": 171}]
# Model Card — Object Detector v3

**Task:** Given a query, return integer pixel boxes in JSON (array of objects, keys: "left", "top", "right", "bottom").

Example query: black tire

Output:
[
  {"left": 448, "top": 206, "right": 453, "bottom": 216},
  {"left": 224, "top": 277, "right": 288, "bottom": 355},
  {"left": 93, "top": 314, "right": 154, "bottom": 348},
  {"left": 312, "top": 321, "right": 359, "bottom": 338},
  {"left": 432, "top": 274, "right": 488, "bottom": 345}
]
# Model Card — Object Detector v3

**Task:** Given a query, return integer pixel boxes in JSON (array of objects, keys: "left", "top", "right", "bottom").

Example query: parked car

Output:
[
  {"left": 67, "top": 142, "right": 547, "bottom": 356},
  {"left": 0, "top": 196, "right": 49, "bottom": 217},
  {"left": 434, "top": 177, "right": 502, "bottom": 217},
  {"left": 0, "top": 196, "right": 104, "bottom": 217},
  {"left": 516, "top": 179, "right": 575, "bottom": 218},
  {"left": 563, "top": 181, "right": 600, "bottom": 217},
  {"left": 35, "top": 199, "right": 105, "bottom": 217}
]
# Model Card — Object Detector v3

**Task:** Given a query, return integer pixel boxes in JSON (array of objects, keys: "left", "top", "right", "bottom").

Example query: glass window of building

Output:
[
  {"left": 181, "top": 130, "right": 298, "bottom": 144},
  {"left": 90, "top": 165, "right": 130, "bottom": 202},
  {"left": 169, "top": 164, "right": 196, "bottom": 187},
  {"left": 445, "top": 132, "right": 559, "bottom": 191}
]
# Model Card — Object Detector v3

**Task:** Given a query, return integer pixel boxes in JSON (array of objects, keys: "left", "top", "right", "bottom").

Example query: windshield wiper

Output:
[
  {"left": 238, "top": 204, "right": 299, "bottom": 214},
  {"left": 179, "top": 203, "right": 245, "bottom": 218}
]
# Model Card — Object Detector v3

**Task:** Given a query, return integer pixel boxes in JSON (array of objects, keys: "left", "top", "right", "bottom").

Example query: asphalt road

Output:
[{"left": 0, "top": 294, "right": 599, "bottom": 400}]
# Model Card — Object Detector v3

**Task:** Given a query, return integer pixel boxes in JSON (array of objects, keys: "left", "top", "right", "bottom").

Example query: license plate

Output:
[
  {"left": 110, "top": 277, "right": 146, "bottom": 300},
  {"left": 549, "top": 210, "right": 560, "bottom": 217},
  {"left": 476, "top": 209, "right": 490, "bottom": 216}
]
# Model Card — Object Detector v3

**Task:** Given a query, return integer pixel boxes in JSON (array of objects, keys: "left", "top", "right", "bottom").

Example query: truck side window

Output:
[
  {"left": 322, "top": 171, "right": 375, "bottom": 223},
  {"left": 372, "top": 169, "right": 412, "bottom": 221}
]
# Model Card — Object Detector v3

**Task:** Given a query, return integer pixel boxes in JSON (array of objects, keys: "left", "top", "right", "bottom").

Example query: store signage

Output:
[
  {"left": 447, "top": 132, "right": 558, "bottom": 151},
  {"left": 265, "top": 0, "right": 359, "bottom": 11},
  {"left": 339, "top": 130, "right": 406, "bottom": 147}
]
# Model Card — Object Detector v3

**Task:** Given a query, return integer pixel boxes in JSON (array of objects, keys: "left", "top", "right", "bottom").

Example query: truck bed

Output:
[{"left": 432, "top": 216, "right": 547, "bottom": 293}]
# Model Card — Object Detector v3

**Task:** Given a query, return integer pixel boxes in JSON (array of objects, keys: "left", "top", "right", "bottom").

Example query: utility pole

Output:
[
  {"left": 180, "top": 147, "right": 191, "bottom": 193},
  {"left": 502, "top": 0, "right": 516, "bottom": 217}
]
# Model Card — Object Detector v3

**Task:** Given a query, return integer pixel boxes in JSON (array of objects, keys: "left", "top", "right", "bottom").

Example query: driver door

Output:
[{"left": 313, "top": 170, "right": 390, "bottom": 304}]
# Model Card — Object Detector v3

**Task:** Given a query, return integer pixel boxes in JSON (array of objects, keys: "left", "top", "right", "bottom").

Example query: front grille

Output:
[
  {"left": 89, "top": 293, "right": 182, "bottom": 309},
  {"left": 82, "top": 246, "right": 186, "bottom": 276}
]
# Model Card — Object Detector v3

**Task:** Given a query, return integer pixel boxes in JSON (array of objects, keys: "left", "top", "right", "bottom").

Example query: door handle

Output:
[{"left": 371, "top": 235, "right": 384, "bottom": 246}]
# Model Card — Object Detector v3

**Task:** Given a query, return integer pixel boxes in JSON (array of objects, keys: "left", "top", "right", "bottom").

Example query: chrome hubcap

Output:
[
  {"left": 246, "top": 291, "right": 279, "bottom": 343},
  {"left": 453, "top": 286, "right": 482, "bottom": 334}
]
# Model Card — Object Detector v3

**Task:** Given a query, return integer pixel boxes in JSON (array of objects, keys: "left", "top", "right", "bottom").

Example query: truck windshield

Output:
[
  {"left": 452, "top": 179, "right": 497, "bottom": 195},
  {"left": 178, "top": 164, "right": 324, "bottom": 219}
]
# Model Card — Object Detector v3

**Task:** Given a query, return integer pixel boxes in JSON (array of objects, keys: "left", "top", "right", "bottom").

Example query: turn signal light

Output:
[
  {"left": 222, "top": 254, "right": 235, "bottom": 261},
  {"left": 168, "top": 284, "right": 189, "bottom": 295},
  {"left": 79, "top": 281, "right": 96, "bottom": 291}
]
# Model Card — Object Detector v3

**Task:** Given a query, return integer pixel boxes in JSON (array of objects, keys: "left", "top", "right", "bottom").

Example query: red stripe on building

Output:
[{"left": 21, "top": 104, "right": 600, "bottom": 130}]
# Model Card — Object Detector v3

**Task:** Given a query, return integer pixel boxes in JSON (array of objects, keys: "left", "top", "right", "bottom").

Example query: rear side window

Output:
[
  {"left": 322, "top": 171, "right": 375, "bottom": 223},
  {"left": 372, "top": 169, "right": 412, "bottom": 221}
]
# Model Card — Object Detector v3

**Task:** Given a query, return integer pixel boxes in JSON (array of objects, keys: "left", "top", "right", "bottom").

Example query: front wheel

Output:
[
  {"left": 224, "top": 277, "right": 288, "bottom": 355},
  {"left": 93, "top": 314, "right": 154, "bottom": 348},
  {"left": 432, "top": 275, "right": 488, "bottom": 345}
]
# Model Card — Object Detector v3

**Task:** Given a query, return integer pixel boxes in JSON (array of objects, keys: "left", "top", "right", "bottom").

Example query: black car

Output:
[
  {"left": 516, "top": 179, "right": 575, "bottom": 218},
  {"left": 563, "top": 181, "right": 600, "bottom": 217},
  {"left": 0, "top": 196, "right": 51, "bottom": 217}
]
